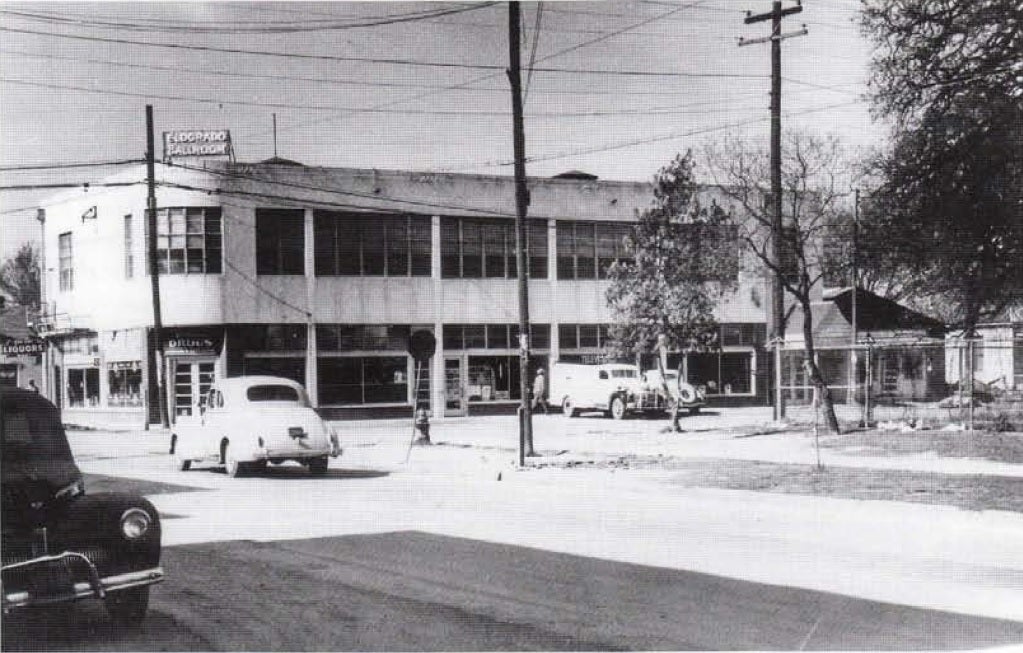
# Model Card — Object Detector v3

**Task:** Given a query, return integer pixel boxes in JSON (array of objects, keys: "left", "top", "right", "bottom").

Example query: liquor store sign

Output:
[
  {"left": 1, "top": 339, "right": 46, "bottom": 356},
  {"left": 163, "top": 130, "right": 232, "bottom": 159}
]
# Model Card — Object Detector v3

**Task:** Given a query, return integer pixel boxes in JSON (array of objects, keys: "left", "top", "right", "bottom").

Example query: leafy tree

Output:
[
  {"left": 605, "top": 152, "right": 739, "bottom": 431},
  {"left": 0, "top": 243, "right": 41, "bottom": 309},
  {"left": 860, "top": 1, "right": 1023, "bottom": 332},
  {"left": 705, "top": 132, "right": 847, "bottom": 433}
]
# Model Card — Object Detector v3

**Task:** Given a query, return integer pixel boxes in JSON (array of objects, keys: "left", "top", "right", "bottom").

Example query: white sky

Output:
[{"left": 0, "top": 0, "right": 888, "bottom": 256}]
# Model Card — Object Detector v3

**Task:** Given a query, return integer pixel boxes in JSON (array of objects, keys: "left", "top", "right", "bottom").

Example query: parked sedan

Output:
[
  {"left": 170, "top": 376, "right": 341, "bottom": 477},
  {"left": 1, "top": 388, "right": 165, "bottom": 624}
]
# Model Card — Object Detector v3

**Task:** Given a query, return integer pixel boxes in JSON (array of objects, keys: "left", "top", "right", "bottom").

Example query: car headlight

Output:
[{"left": 120, "top": 508, "right": 153, "bottom": 540}]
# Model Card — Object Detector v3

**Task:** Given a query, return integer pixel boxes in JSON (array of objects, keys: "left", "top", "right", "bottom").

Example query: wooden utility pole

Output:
[
  {"left": 508, "top": 1, "right": 535, "bottom": 462},
  {"left": 739, "top": 1, "right": 805, "bottom": 421},
  {"left": 146, "top": 105, "right": 169, "bottom": 429}
]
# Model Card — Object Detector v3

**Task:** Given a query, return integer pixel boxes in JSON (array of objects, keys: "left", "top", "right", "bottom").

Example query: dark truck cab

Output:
[{"left": 2, "top": 388, "right": 164, "bottom": 624}]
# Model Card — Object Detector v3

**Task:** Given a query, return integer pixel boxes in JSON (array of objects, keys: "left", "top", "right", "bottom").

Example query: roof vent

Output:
[
  {"left": 553, "top": 170, "right": 598, "bottom": 180},
  {"left": 260, "top": 156, "right": 304, "bottom": 167}
]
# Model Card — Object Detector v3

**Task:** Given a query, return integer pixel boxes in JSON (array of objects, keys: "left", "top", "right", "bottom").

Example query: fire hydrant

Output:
[{"left": 413, "top": 408, "right": 431, "bottom": 445}]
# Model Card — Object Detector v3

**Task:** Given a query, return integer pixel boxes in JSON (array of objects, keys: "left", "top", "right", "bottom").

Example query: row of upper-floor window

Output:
[{"left": 55, "top": 206, "right": 745, "bottom": 290}]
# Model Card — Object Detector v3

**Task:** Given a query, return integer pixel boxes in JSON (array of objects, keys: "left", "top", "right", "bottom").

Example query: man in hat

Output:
[{"left": 531, "top": 368, "right": 548, "bottom": 414}]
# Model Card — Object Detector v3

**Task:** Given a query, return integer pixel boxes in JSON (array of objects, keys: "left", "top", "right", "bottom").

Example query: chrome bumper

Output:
[{"left": 2, "top": 551, "right": 165, "bottom": 610}]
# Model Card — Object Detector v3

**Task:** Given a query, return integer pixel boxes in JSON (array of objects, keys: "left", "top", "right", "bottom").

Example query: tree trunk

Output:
[
  {"left": 655, "top": 351, "right": 681, "bottom": 432},
  {"left": 800, "top": 297, "right": 841, "bottom": 434}
]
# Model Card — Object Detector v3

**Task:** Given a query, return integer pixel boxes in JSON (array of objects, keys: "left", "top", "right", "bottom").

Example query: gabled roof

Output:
[{"left": 826, "top": 288, "right": 945, "bottom": 336}]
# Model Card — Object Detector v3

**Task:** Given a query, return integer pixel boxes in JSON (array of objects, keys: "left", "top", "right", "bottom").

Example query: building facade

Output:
[{"left": 37, "top": 161, "right": 771, "bottom": 428}]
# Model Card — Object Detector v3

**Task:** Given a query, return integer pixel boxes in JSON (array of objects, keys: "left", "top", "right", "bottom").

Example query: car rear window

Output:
[
  {"left": 1, "top": 397, "right": 74, "bottom": 462},
  {"left": 246, "top": 385, "right": 302, "bottom": 402}
]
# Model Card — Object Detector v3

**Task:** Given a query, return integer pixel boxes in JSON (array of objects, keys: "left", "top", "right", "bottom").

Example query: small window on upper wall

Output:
[{"left": 256, "top": 208, "right": 305, "bottom": 275}]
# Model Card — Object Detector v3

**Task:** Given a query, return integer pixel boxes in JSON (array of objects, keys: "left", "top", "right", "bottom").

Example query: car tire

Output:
[
  {"left": 308, "top": 456, "right": 328, "bottom": 476},
  {"left": 562, "top": 397, "right": 577, "bottom": 418},
  {"left": 249, "top": 459, "right": 267, "bottom": 475},
  {"left": 176, "top": 457, "right": 191, "bottom": 472},
  {"left": 610, "top": 395, "right": 627, "bottom": 420},
  {"left": 223, "top": 443, "right": 246, "bottom": 478},
  {"left": 169, "top": 434, "right": 176, "bottom": 455},
  {"left": 105, "top": 586, "right": 150, "bottom": 625}
]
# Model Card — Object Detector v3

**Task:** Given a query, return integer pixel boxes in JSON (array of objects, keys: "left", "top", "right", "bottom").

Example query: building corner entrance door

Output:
[{"left": 170, "top": 359, "right": 216, "bottom": 422}]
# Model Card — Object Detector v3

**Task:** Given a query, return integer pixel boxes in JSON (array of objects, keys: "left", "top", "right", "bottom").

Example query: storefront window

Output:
[
  {"left": 466, "top": 355, "right": 547, "bottom": 402},
  {"left": 317, "top": 356, "right": 408, "bottom": 405},
  {"left": 67, "top": 368, "right": 100, "bottom": 408},
  {"left": 107, "top": 362, "right": 143, "bottom": 407},
  {"left": 690, "top": 351, "right": 753, "bottom": 395}
]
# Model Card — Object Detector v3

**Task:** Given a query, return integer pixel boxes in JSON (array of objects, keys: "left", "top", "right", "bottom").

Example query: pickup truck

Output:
[{"left": 549, "top": 362, "right": 666, "bottom": 419}]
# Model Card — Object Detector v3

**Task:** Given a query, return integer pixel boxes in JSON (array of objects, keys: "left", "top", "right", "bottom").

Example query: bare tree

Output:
[{"left": 705, "top": 132, "right": 846, "bottom": 433}]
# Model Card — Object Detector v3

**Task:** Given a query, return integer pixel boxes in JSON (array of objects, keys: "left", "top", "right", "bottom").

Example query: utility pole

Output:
[
  {"left": 852, "top": 188, "right": 860, "bottom": 416},
  {"left": 146, "top": 105, "right": 169, "bottom": 429},
  {"left": 739, "top": 0, "right": 806, "bottom": 421},
  {"left": 508, "top": 1, "right": 535, "bottom": 463}
]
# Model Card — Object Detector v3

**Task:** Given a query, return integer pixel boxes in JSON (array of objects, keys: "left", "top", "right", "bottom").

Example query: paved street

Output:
[{"left": 4, "top": 412, "right": 1023, "bottom": 650}]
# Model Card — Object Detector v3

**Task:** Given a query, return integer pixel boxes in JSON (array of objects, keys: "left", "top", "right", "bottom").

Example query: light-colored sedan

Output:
[{"left": 170, "top": 376, "right": 341, "bottom": 477}]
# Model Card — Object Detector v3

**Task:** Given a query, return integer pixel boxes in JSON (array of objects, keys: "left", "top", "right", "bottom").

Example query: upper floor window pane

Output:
[
  {"left": 147, "top": 207, "right": 222, "bottom": 275},
  {"left": 315, "top": 211, "right": 430, "bottom": 277},
  {"left": 441, "top": 216, "right": 547, "bottom": 280},
  {"left": 58, "top": 232, "right": 73, "bottom": 291},
  {"left": 256, "top": 208, "right": 304, "bottom": 275},
  {"left": 557, "top": 221, "right": 631, "bottom": 280},
  {"left": 124, "top": 215, "right": 134, "bottom": 279}
]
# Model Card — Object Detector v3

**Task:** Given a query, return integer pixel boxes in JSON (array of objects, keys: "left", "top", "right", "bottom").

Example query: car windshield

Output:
[
  {"left": 611, "top": 369, "right": 637, "bottom": 379},
  {"left": 246, "top": 385, "right": 305, "bottom": 403}
]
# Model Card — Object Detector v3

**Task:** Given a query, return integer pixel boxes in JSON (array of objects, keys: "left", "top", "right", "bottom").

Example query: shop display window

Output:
[
  {"left": 67, "top": 368, "right": 100, "bottom": 408},
  {"left": 317, "top": 356, "right": 408, "bottom": 405},
  {"left": 107, "top": 362, "right": 143, "bottom": 407}
]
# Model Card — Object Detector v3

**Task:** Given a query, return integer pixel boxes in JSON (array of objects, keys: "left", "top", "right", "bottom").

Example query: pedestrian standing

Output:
[{"left": 531, "top": 368, "right": 548, "bottom": 414}]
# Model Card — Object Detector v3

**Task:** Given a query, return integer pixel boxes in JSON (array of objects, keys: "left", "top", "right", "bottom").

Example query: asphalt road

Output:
[{"left": 5, "top": 526, "right": 1023, "bottom": 651}]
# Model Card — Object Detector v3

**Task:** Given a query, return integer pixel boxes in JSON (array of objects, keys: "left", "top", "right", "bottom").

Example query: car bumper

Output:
[
  {"left": 2, "top": 551, "right": 164, "bottom": 610},
  {"left": 253, "top": 445, "right": 338, "bottom": 460}
]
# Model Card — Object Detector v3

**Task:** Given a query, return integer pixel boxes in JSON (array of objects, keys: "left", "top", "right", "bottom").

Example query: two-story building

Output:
[{"left": 36, "top": 159, "right": 772, "bottom": 429}]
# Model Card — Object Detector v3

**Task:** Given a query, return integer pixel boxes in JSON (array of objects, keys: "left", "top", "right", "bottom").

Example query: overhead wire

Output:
[
  {"left": 0, "top": 159, "right": 144, "bottom": 172},
  {"left": 0, "top": 4, "right": 499, "bottom": 34},
  {"left": 523, "top": 2, "right": 544, "bottom": 104},
  {"left": 0, "top": 25, "right": 765, "bottom": 78},
  {"left": 0, "top": 76, "right": 785, "bottom": 117}
]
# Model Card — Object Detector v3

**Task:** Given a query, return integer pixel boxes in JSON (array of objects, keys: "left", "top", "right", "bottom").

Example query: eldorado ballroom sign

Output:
[{"left": 163, "top": 130, "right": 233, "bottom": 160}]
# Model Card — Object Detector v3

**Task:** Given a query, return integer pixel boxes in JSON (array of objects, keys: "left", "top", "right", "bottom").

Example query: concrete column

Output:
[
  {"left": 547, "top": 218, "right": 557, "bottom": 281},
  {"left": 431, "top": 216, "right": 445, "bottom": 418},
  {"left": 304, "top": 208, "right": 318, "bottom": 405}
]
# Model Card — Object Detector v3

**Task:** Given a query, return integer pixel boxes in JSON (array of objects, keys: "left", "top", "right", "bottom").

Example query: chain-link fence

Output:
[{"left": 781, "top": 336, "right": 1023, "bottom": 431}]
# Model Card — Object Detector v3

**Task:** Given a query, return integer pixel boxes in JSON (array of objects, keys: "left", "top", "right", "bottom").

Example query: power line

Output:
[
  {"left": 456, "top": 100, "right": 868, "bottom": 169},
  {"left": 0, "top": 76, "right": 784, "bottom": 118},
  {"left": 0, "top": 25, "right": 766, "bottom": 79},
  {"left": 0, "top": 158, "right": 144, "bottom": 172},
  {"left": 257, "top": 1, "right": 709, "bottom": 139},
  {"left": 523, "top": 2, "right": 544, "bottom": 103},
  {"left": 0, "top": 4, "right": 498, "bottom": 34},
  {"left": 0, "top": 180, "right": 145, "bottom": 191}
]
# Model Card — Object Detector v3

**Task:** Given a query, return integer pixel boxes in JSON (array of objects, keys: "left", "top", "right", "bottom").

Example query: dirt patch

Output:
[
  {"left": 818, "top": 430, "right": 1023, "bottom": 464},
  {"left": 665, "top": 459, "right": 1023, "bottom": 513},
  {"left": 527, "top": 429, "right": 1023, "bottom": 515}
]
